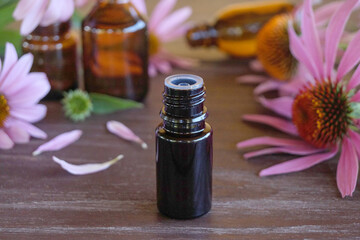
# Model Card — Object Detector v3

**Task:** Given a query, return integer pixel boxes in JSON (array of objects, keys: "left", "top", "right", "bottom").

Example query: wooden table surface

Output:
[{"left": 2, "top": 0, "right": 360, "bottom": 239}]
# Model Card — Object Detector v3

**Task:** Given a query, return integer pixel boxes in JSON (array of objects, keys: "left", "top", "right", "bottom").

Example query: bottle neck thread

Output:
[{"left": 160, "top": 75, "right": 208, "bottom": 136}]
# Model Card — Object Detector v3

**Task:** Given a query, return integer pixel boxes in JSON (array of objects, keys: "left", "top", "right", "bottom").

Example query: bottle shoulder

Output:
[
  {"left": 82, "top": 3, "right": 146, "bottom": 31},
  {"left": 156, "top": 123, "right": 212, "bottom": 143}
]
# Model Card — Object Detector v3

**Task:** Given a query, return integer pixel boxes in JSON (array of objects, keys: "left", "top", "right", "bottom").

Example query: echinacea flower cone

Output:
[
  {"left": 257, "top": 13, "right": 297, "bottom": 81},
  {"left": 292, "top": 81, "right": 351, "bottom": 148}
]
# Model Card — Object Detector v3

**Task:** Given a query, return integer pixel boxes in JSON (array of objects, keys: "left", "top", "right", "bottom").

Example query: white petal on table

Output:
[
  {"left": 52, "top": 155, "right": 124, "bottom": 175},
  {"left": 33, "top": 130, "right": 82, "bottom": 156},
  {"left": 107, "top": 120, "right": 148, "bottom": 149}
]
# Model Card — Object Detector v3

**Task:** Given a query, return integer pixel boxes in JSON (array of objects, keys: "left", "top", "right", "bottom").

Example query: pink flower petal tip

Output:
[
  {"left": 33, "top": 130, "right": 82, "bottom": 156},
  {"left": 52, "top": 154, "right": 123, "bottom": 175},
  {"left": 107, "top": 121, "right": 148, "bottom": 149}
]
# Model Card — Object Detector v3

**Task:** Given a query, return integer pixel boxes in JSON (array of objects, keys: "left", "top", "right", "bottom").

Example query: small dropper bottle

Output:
[
  {"left": 156, "top": 74, "right": 213, "bottom": 219},
  {"left": 186, "top": 0, "right": 293, "bottom": 58}
]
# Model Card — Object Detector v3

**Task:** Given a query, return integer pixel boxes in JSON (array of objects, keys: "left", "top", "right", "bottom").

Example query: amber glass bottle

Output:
[
  {"left": 186, "top": 0, "right": 294, "bottom": 58},
  {"left": 156, "top": 74, "right": 213, "bottom": 219},
  {"left": 82, "top": 0, "right": 148, "bottom": 102},
  {"left": 22, "top": 21, "right": 78, "bottom": 99}
]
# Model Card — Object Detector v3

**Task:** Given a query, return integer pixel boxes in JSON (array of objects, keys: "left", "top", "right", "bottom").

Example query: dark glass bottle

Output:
[
  {"left": 156, "top": 74, "right": 213, "bottom": 219},
  {"left": 186, "top": 0, "right": 294, "bottom": 58},
  {"left": 22, "top": 20, "right": 78, "bottom": 99},
  {"left": 82, "top": 0, "right": 148, "bottom": 102}
]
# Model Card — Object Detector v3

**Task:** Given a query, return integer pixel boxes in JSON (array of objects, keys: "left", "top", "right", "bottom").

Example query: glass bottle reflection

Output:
[{"left": 82, "top": 0, "right": 148, "bottom": 102}]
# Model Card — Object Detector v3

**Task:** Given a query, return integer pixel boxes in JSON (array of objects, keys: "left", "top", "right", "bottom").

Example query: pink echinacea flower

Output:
[
  {"left": 0, "top": 43, "right": 50, "bottom": 149},
  {"left": 237, "top": 0, "right": 360, "bottom": 198},
  {"left": 132, "top": 0, "right": 196, "bottom": 77},
  {"left": 13, "top": 0, "right": 89, "bottom": 36}
]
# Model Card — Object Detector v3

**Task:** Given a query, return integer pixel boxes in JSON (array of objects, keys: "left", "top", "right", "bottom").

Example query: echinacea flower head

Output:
[
  {"left": 238, "top": 0, "right": 351, "bottom": 96},
  {"left": 0, "top": 43, "right": 50, "bottom": 149},
  {"left": 238, "top": 0, "right": 360, "bottom": 198},
  {"left": 256, "top": 13, "right": 298, "bottom": 81},
  {"left": 13, "top": 0, "right": 88, "bottom": 36},
  {"left": 62, "top": 89, "right": 93, "bottom": 122},
  {"left": 132, "top": 0, "right": 196, "bottom": 77},
  {"left": 292, "top": 81, "right": 352, "bottom": 148}
]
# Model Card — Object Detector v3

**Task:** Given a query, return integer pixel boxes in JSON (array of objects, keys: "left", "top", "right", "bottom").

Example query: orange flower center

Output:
[
  {"left": 0, "top": 95, "right": 10, "bottom": 128},
  {"left": 292, "top": 81, "right": 351, "bottom": 148},
  {"left": 256, "top": 13, "right": 297, "bottom": 81},
  {"left": 149, "top": 33, "right": 160, "bottom": 56}
]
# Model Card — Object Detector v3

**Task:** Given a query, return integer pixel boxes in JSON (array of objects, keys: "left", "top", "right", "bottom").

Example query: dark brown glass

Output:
[
  {"left": 22, "top": 21, "right": 78, "bottom": 99},
  {"left": 156, "top": 75, "right": 213, "bottom": 219},
  {"left": 82, "top": 0, "right": 148, "bottom": 101}
]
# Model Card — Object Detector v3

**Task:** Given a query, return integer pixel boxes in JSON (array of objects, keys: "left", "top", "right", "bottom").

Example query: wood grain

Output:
[{"left": 1, "top": 0, "right": 360, "bottom": 239}]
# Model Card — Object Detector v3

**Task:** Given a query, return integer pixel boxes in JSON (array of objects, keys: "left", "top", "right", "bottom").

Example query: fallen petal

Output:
[
  {"left": 107, "top": 121, "right": 148, "bottom": 149},
  {"left": 33, "top": 130, "right": 82, "bottom": 156},
  {"left": 52, "top": 155, "right": 123, "bottom": 175}
]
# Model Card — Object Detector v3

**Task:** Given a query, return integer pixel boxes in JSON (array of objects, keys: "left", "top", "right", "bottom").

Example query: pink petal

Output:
[
  {"left": 59, "top": 0, "right": 75, "bottom": 22},
  {"left": 0, "top": 53, "right": 34, "bottom": 93},
  {"left": 52, "top": 155, "right": 123, "bottom": 175},
  {"left": 244, "top": 146, "right": 324, "bottom": 159},
  {"left": 13, "top": 0, "right": 33, "bottom": 20},
  {"left": 337, "top": 137, "right": 358, "bottom": 198},
  {"left": 258, "top": 96, "right": 293, "bottom": 119},
  {"left": 288, "top": 21, "right": 320, "bottom": 80},
  {"left": 148, "top": 63, "right": 157, "bottom": 77},
  {"left": 152, "top": 57, "right": 172, "bottom": 74},
  {"left": 254, "top": 80, "right": 282, "bottom": 95},
  {"left": 107, "top": 121, "right": 148, "bottom": 149},
  {"left": 243, "top": 114, "right": 298, "bottom": 136},
  {"left": 40, "top": 0, "right": 62, "bottom": 26},
  {"left": 314, "top": 1, "right": 343, "bottom": 26},
  {"left": 6, "top": 117, "right": 47, "bottom": 139},
  {"left": 0, "top": 43, "right": 18, "bottom": 87},
  {"left": 10, "top": 104, "right": 47, "bottom": 123},
  {"left": 324, "top": 0, "right": 358, "bottom": 79},
  {"left": 237, "top": 136, "right": 311, "bottom": 149},
  {"left": 19, "top": 0, "right": 48, "bottom": 35},
  {"left": 7, "top": 73, "right": 50, "bottom": 107},
  {"left": 348, "top": 130, "right": 360, "bottom": 157},
  {"left": 0, "top": 129, "right": 14, "bottom": 149},
  {"left": 149, "top": 0, "right": 176, "bottom": 31},
  {"left": 259, "top": 147, "right": 338, "bottom": 177},
  {"left": 155, "top": 7, "right": 192, "bottom": 38},
  {"left": 249, "top": 59, "right": 264, "bottom": 72},
  {"left": 33, "top": 130, "right": 82, "bottom": 156},
  {"left": 236, "top": 75, "right": 269, "bottom": 84},
  {"left": 131, "top": 0, "right": 147, "bottom": 16},
  {"left": 301, "top": 0, "right": 324, "bottom": 79},
  {"left": 347, "top": 63, "right": 360, "bottom": 91},
  {"left": 75, "top": 0, "right": 89, "bottom": 7},
  {"left": 5, "top": 126, "right": 30, "bottom": 144},
  {"left": 161, "top": 22, "right": 192, "bottom": 42},
  {"left": 351, "top": 91, "right": 360, "bottom": 102},
  {"left": 337, "top": 30, "right": 360, "bottom": 81}
]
